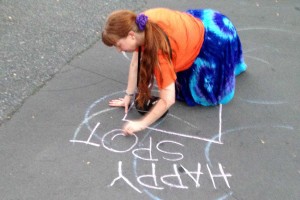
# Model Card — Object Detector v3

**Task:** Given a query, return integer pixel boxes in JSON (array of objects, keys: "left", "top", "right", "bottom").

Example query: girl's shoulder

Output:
[{"left": 144, "top": 8, "right": 184, "bottom": 22}]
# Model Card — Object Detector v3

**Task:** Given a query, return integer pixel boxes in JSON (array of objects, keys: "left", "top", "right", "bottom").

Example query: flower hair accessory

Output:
[{"left": 136, "top": 13, "right": 148, "bottom": 31}]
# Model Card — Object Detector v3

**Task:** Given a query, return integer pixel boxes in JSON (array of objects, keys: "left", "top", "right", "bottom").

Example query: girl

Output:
[{"left": 102, "top": 8, "right": 247, "bottom": 135}]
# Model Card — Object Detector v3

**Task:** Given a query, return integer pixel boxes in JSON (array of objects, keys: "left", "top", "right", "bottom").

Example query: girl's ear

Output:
[{"left": 128, "top": 31, "right": 135, "bottom": 39}]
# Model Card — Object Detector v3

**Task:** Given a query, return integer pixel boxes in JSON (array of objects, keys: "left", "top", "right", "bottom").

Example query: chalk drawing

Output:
[
  {"left": 218, "top": 104, "right": 222, "bottom": 143},
  {"left": 217, "top": 192, "right": 233, "bottom": 200},
  {"left": 69, "top": 89, "right": 237, "bottom": 200},
  {"left": 237, "top": 27, "right": 300, "bottom": 35},
  {"left": 70, "top": 89, "right": 293, "bottom": 199},
  {"left": 139, "top": 117, "right": 167, "bottom": 145},
  {"left": 122, "top": 51, "right": 130, "bottom": 60},
  {"left": 70, "top": 90, "right": 231, "bottom": 197},
  {"left": 70, "top": 87, "right": 290, "bottom": 198},
  {"left": 237, "top": 97, "right": 287, "bottom": 105},
  {"left": 244, "top": 46, "right": 280, "bottom": 54},
  {"left": 244, "top": 55, "right": 270, "bottom": 65},
  {"left": 70, "top": 90, "right": 295, "bottom": 199}
]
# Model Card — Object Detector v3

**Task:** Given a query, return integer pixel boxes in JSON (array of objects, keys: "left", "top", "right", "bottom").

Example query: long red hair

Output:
[{"left": 102, "top": 10, "right": 173, "bottom": 107}]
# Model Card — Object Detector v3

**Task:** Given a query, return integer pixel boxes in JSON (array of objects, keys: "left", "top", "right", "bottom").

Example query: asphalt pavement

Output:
[
  {"left": 0, "top": 0, "right": 146, "bottom": 124},
  {"left": 1, "top": 0, "right": 300, "bottom": 200}
]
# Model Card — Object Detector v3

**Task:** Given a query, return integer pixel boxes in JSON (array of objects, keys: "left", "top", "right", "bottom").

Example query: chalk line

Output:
[
  {"left": 73, "top": 104, "right": 223, "bottom": 147},
  {"left": 84, "top": 91, "right": 125, "bottom": 131},
  {"left": 73, "top": 90, "right": 225, "bottom": 145},
  {"left": 138, "top": 117, "right": 167, "bottom": 145},
  {"left": 143, "top": 190, "right": 162, "bottom": 200},
  {"left": 122, "top": 51, "right": 130, "bottom": 60},
  {"left": 122, "top": 107, "right": 223, "bottom": 144},
  {"left": 132, "top": 120, "right": 166, "bottom": 200},
  {"left": 237, "top": 97, "right": 287, "bottom": 105},
  {"left": 207, "top": 163, "right": 232, "bottom": 189},
  {"left": 218, "top": 104, "right": 222, "bottom": 143},
  {"left": 238, "top": 27, "right": 300, "bottom": 35},
  {"left": 205, "top": 125, "right": 295, "bottom": 167},
  {"left": 102, "top": 129, "right": 138, "bottom": 153},
  {"left": 72, "top": 107, "right": 117, "bottom": 140},
  {"left": 244, "top": 55, "right": 270, "bottom": 65},
  {"left": 168, "top": 114, "right": 198, "bottom": 129},
  {"left": 69, "top": 139, "right": 100, "bottom": 147},
  {"left": 216, "top": 191, "right": 233, "bottom": 200},
  {"left": 109, "top": 161, "right": 142, "bottom": 193},
  {"left": 137, "top": 125, "right": 222, "bottom": 144},
  {"left": 87, "top": 122, "right": 100, "bottom": 143},
  {"left": 244, "top": 46, "right": 280, "bottom": 54}
]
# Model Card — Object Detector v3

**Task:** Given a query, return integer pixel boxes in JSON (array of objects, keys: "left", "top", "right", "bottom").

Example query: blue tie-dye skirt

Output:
[{"left": 176, "top": 9, "right": 247, "bottom": 106}]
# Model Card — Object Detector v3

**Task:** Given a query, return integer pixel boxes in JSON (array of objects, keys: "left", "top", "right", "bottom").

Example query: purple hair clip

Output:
[{"left": 136, "top": 13, "right": 148, "bottom": 31}]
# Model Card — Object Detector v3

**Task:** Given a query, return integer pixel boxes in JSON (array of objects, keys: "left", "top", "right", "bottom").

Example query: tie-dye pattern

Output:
[{"left": 176, "top": 9, "right": 247, "bottom": 106}]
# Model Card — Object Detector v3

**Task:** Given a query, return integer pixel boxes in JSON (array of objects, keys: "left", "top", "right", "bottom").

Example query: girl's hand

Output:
[
  {"left": 122, "top": 120, "right": 146, "bottom": 135},
  {"left": 108, "top": 95, "right": 132, "bottom": 113}
]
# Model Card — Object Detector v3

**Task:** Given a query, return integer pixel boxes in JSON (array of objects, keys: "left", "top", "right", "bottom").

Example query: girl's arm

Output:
[
  {"left": 109, "top": 51, "right": 138, "bottom": 113},
  {"left": 124, "top": 51, "right": 138, "bottom": 112},
  {"left": 126, "top": 51, "right": 138, "bottom": 96},
  {"left": 123, "top": 82, "right": 176, "bottom": 135},
  {"left": 141, "top": 82, "right": 175, "bottom": 126}
]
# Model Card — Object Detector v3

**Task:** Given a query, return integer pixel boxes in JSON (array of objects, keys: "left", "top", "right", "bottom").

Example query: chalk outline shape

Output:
[
  {"left": 122, "top": 104, "right": 223, "bottom": 144},
  {"left": 70, "top": 90, "right": 223, "bottom": 145}
]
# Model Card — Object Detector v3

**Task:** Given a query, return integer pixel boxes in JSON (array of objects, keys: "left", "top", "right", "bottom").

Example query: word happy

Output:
[{"left": 110, "top": 161, "right": 231, "bottom": 193}]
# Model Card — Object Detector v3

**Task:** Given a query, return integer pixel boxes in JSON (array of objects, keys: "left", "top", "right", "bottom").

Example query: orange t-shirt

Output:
[{"left": 144, "top": 8, "right": 205, "bottom": 89}]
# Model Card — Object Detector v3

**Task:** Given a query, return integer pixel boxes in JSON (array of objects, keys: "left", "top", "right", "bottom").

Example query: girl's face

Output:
[{"left": 115, "top": 34, "right": 137, "bottom": 53}]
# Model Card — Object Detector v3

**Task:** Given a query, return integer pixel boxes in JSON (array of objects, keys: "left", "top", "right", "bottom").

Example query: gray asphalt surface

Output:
[
  {"left": 1, "top": 0, "right": 300, "bottom": 200},
  {"left": 0, "top": 0, "right": 146, "bottom": 125}
]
